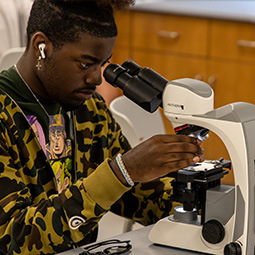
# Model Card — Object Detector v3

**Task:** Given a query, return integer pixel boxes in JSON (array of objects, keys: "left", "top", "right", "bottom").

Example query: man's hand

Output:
[{"left": 110, "top": 134, "right": 204, "bottom": 185}]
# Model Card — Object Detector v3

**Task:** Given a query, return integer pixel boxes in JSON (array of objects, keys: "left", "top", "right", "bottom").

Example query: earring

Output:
[{"left": 36, "top": 56, "right": 42, "bottom": 70}]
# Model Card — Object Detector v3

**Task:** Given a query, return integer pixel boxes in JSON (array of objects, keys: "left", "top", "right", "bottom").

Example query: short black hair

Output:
[{"left": 26, "top": 0, "right": 134, "bottom": 48}]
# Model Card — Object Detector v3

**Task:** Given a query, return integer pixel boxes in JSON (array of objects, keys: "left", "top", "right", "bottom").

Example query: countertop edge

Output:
[{"left": 130, "top": 1, "right": 255, "bottom": 23}]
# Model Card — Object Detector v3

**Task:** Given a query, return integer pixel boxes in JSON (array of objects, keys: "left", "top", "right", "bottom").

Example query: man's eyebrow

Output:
[{"left": 80, "top": 54, "right": 113, "bottom": 63}]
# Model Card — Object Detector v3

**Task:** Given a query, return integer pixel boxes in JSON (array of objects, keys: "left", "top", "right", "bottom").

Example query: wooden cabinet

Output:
[
  {"left": 112, "top": 10, "right": 255, "bottom": 185},
  {"left": 131, "top": 12, "right": 208, "bottom": 56},
  {"left": 207, "top": 59, "right": 255, "bottom": 107},
  {"left": 208, "top": 19, "right": 255, "bottom": 108},
  {"left": 129, "top": 12, "right": 208, "bottom": 80},
  {"left": 210, "top": 19, "right": 255, "bottom": 62}
]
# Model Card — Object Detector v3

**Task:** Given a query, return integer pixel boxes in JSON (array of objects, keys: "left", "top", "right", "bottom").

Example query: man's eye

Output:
[{"left": 80, "top": 62, "right": 92, "bottom": 69}]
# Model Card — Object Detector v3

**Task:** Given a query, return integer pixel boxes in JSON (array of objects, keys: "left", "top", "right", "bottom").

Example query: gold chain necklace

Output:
[{"left": 14, "top": 64, "right": 61, "bottom": 118}]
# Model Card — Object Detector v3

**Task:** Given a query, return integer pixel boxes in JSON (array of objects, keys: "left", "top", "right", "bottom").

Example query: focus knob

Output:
[
  {"left": 224, "top": 242, "right": 241, "bottom": 255},
  {"left": 202, "top": 220, "right": 225, "bottom": 244}
]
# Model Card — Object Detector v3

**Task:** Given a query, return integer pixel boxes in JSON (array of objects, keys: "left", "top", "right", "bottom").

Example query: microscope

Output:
[{"left": 103, "top": 61, "right": 255, "bottom": 255}]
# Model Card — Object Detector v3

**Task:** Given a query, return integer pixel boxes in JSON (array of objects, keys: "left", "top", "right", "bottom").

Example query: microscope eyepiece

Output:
[
  {"left": 103, "top": 61, "right": 167, "bottom": 112},
  {"left": 121, "top": 61, "right": 142, "bottom": 76},
  {"left": 137, "top": 67, "right": 168, "bottom": 93},
  {"left": 121, "top": 61, "right": 168, "bottom": 93},
  {"left": 102, "top": 63, "right": 127, "bottom": 86}
]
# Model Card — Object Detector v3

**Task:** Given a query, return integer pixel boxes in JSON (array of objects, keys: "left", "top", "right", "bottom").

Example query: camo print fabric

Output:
[{"left": 0, "top": 90, "right": 176, "bottom": 254}]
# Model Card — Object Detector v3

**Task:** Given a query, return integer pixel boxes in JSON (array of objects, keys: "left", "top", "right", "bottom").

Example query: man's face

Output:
[{"left": 37, "top": 35, "right": 116, "bottom": 107}]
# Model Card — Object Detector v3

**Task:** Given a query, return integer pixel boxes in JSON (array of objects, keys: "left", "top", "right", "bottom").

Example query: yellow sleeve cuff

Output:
[{"left": 83, "top": 159, "right": 131, "bottom": 210}]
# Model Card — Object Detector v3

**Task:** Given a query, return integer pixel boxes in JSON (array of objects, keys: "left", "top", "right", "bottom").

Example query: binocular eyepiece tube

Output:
[{"left": 103, "top": 61, "right": 168, "bottom": 113}]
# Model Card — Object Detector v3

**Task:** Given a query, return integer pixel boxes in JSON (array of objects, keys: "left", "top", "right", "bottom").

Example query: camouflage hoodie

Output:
[{"left": 0, "top": 69, "right": 175, "bottom": 254}]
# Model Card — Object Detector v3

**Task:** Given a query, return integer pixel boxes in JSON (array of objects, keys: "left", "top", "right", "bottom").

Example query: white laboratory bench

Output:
[{"left": 57, "top": 225, "right": 206, "bottom": 255}]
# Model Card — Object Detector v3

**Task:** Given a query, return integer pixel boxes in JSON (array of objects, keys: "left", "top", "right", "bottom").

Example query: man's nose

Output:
[{"left": 85, "top": 66, "right": 102, "bottom": 86}]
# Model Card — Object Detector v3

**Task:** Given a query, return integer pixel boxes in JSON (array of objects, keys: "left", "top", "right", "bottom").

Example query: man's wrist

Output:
[
  {"left": 115, "top": 153, "right": 134, "bottom": 186},
  {"left": 110, "top": 158, "right": 128, "bottom": 186}
]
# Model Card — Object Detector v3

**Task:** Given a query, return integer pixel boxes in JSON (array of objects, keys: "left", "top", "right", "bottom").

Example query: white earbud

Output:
[{"left": 38, "top": 43, "right": 46, "bottom": 59}]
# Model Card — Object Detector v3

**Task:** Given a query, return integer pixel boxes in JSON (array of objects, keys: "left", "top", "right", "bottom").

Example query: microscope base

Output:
[{"left": 149, "top": 215, "right": 234, "bottom": 255}]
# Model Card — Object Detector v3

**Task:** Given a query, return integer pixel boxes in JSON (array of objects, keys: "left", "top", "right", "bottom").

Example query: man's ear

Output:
[{"left": 31, "top": 32, "right": 53, "bottom": 59}]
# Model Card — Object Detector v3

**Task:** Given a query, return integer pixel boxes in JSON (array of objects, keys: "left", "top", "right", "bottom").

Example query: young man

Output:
[{"left": 0, "top": 0, "right": 204, "bottom": 254}]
